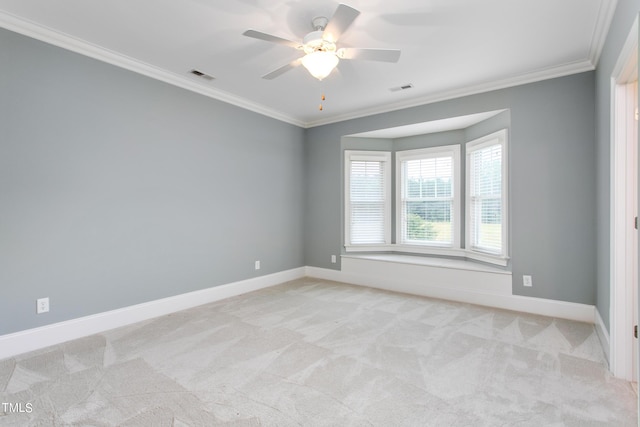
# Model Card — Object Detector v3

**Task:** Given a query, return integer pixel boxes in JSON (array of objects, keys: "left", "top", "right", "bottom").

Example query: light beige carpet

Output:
[{"left": 0, "top": 278, "right": 637, "bottom": 426}]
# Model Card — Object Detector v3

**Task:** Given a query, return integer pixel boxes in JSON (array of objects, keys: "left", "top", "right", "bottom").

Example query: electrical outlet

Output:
[
  {"left": 255, "top": 260, "right": 260, "bottom": 270},
  {"left": 331, "top": 255, "right": 337, "bottom": 263},
  {"left": 36, "top": 297, "right": 49, "bottom": 314},
  {"left": 523, "top": 275, "right": 533, "bottom": 287}
]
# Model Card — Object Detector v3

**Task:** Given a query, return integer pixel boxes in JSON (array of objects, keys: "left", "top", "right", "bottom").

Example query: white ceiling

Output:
[
  {"left": 349, "top": 110, "right": 506, "bottom": 139},
  {"left": 0, "top": 0, "right": 616, "bottom": 128}
]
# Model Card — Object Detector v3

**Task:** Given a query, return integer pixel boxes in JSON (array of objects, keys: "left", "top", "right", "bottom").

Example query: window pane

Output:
[
  {"left": 404, "top": 157, "right": 453, "bottom": 199},
  {"left": 351, "top": 203, "right": 386, "bottom": 244},
  {"left": 349, "top": 159, "right": 387, "bottom": 245},
  {"left": 351, "top": 161, "right": 384, "bottom": 201},
  {"left": 404, "top": 200, "right": 453, "bottom": 243},
  {"left": 472, "top": 144, "right": 502, "bottom": 197},
  {"left": 468, "top": 139, "right": 504, "bottom": 255},
  {"left": 481, "top": 198, "right": 502, "bottom": 224},
  {"left": 400, "top": 152, "right": 455, "bottom": 246},
  {"left": 470, "top": 197, "right": 502, "bottom": 250}
]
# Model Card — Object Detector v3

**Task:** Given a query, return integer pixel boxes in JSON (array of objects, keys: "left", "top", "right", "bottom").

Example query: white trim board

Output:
[
  {"left": 1, "top": 264, "right": 596, "bottom": 361},
  {"left": 307, "top": 264, "right": 595, "bottom": 324},
  {"left": 595, "top": 308, "right": 611, "bottom": 365},
  {"left": 0, "top": 267, "right": 306, "bottom": 361},
  {"left": 609, "top": 14, "right": 639, "bottom": 381}
]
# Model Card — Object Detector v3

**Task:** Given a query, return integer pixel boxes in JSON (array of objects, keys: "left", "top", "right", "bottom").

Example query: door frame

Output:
[{"left": 610, "top": 15, "right": 638, "bottom": 381}]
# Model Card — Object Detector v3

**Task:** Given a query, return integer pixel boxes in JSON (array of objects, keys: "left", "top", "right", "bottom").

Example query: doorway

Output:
[{"left": 610, "top": 16, "right": 638, "bottom": 383}]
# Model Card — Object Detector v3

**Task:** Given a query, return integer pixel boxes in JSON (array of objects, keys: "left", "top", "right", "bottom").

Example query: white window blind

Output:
[
  {"left": 345, "top": 151, "right": 391, "bottom": 247},
  {"left": 467, "top": 130, "right": 507, "bottom": 258},
  {"left": 398, "top": 148, "right": 458, "bottom": 247}
]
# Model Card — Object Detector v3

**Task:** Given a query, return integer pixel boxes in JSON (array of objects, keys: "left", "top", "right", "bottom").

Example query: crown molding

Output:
[
  {"left": 0, "top": 9, "right": 602, "bottom": 130},
  {"left": 0, "top": 11, "right": 306, "bottom": 128},
  {"left": 589, "top": 0, "right": 618, "bottom": 65},
  {"left": 304, "top": 59, "right": 596, "bottom": 128}
]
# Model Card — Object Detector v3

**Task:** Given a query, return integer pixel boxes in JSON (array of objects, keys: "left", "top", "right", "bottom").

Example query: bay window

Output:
[{"left": 344, "top": 128, "right": 508, "bottom": 266}]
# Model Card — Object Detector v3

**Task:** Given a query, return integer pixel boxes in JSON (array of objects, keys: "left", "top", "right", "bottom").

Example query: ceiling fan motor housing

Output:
[
  {"left": 311, "top": 16, "right": 329, "bottom": 31},
  {"left": 303, "top": 30, "right": 336, "bottom": 54}
]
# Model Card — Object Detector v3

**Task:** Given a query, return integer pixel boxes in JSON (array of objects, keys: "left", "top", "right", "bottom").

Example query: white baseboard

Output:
[
  {"left": 595, "top": 308, "right": 611, "bottom": 364},
  {"left": 0, "top": 267, "right": 306, "bottom": 360},
  {"left": 496, "top": 294, "right": 595, "bottom": 323},
  {"left": 1, "top": 263, "right": 598, "bottom": 361},
  {"left": 306, "top": 265, "right": 595, "bottom": 324},
  {"left": 304, "top": 266, "right": 345, "bottom": 282}
]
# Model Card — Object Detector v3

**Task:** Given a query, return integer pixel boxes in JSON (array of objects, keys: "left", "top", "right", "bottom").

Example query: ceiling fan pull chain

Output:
[{"left": 319, "top": 89, "right": 326, "bottom": 111}]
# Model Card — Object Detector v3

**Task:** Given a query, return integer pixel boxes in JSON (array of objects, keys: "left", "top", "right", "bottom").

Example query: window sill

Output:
[
  {"left": 344, "top": 244, "right": 509, "bottom": 267},
  {"left": 465, "top": 250, "right": 509, "bottom": 267},
  {"left": 341, "top": 253, "right": 511, "bottom": 275}
]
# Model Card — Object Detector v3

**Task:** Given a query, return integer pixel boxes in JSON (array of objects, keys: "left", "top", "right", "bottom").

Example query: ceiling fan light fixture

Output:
[
  {"left": 243, "top": 4, "right": 399, "bottom": 81},
  {"left": 301, "top": 51, "right": 339, "bottom": 80}
]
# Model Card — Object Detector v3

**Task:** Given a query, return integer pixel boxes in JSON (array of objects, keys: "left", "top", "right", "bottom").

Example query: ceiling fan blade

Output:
[
  {"left": 243, "top": 30, "right": 302, "bottom": 49},
  {"left": 322, "top": 4, "right": 360, "bottom": 43},
  {"left": 262, "top": 58, "right": 302, "bottom": 79},
  {"left": 337, "top": 48, "right": 401, "bottom": 63}
]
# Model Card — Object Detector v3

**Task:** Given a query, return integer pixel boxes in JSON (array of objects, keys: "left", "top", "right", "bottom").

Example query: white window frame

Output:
[
  {"left": 465, "top": 129, "right": 509, "bottom": 266},
  {"left": 344, "top": 150, "right": 392, "bottom": 252},
  {"left": 395, "top": 145, "right": 461, "bottom": 254}
]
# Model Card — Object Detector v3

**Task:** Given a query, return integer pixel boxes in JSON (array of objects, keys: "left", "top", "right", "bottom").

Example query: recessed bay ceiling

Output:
[
  {"left": 0, "top": 0, "right": 616, "bottom": 127},
  {"left": 348, "top": 110, "right": 506, "bottom": 139}
]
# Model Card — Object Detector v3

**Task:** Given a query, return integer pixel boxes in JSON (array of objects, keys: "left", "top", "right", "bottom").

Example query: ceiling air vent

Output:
[
  {"left": 189, "top": 69, "right": 215, "bottom": 81},
  {"left": 390, "top": 83, "right": 413, "bottom": 92}
]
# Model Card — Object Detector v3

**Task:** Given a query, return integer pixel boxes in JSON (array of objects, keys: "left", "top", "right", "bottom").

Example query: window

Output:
[
  {"left": 396, "top": 146, "right": 461, "bottom": 249},
  {"left": 466, "top": 130, "right": 508, "bottom": 262},
  {"left": 343, "top": 128, "right": 508, "bottom": 266},
  {"left": 344, "top": 151, "right": 391, "bottom": 249}
]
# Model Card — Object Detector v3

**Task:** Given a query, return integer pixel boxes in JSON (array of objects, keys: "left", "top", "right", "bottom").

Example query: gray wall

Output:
[
  {"left": 0, "top": 29, "right": 306, "bottom": 335},
  {"left": 2, "top": 9, "right": 617, "bottom": 336},
  {"left": 305, "top": 72, "right": 597, "bottom": 305},
  {"left": 595, "top": 0, "right": 640, "bottom": 331}
]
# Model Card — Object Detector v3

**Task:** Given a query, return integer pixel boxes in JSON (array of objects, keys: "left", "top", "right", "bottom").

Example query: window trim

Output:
[
  {"left": 395, "top": 145, "right": 461, "bottom": 251},
  {"left": 344, "top": 150, "right": 392, "bottom": 252},
  {"left": 465, "top": 129, "right": 509, "bottom": 266}
]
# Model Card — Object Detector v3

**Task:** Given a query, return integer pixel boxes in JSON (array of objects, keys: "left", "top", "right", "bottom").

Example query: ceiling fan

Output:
[{"left": 243, "top": 3, "right": 401, "bottom": 81}]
